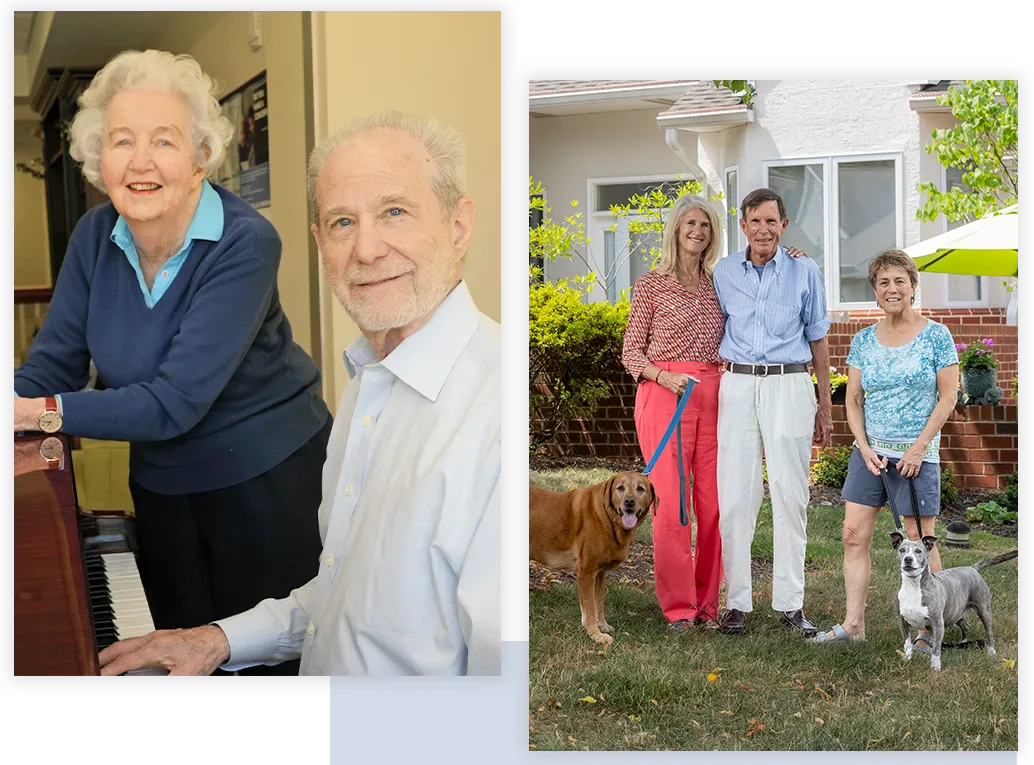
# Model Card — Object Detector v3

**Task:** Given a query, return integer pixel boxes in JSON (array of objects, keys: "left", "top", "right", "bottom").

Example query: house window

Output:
[
  {"left": 765, "top": 154, "right": 902, "bottom": 309},
  {"left": 942, "top": 165, "right": 986, "bottom": 305},
  {"left": 725, "top": 167, "right": 741, "bottom": 255},
  {"left": 529, "top": 191, "right": 545, "bottom": 284},
  {"left": 767, "top": 161, "right": 826, "bottom": 283},
  {"left": 588, "top": 175, "right": 682, "bottom": 302}
]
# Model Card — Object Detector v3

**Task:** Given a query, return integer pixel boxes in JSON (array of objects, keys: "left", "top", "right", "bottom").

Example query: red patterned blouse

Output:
[{"left": 621, "top": 269, "right": 726, "bottom": 381}]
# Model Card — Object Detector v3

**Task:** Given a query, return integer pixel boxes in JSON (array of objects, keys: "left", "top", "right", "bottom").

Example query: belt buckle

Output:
[{"left": 756, "top": 364, "right": 769, "bottom": 377}]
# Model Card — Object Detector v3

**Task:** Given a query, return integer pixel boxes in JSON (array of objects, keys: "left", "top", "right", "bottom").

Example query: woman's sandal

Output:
[{"left": 809, "top": 623, "right": 860, "bottom": 644}]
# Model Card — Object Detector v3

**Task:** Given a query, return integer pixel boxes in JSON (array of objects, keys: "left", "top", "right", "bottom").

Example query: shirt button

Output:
[
  {"left": 362, "top": 415, "right": 372, "bottom": 427},
  {"left": 343, "top": 485, "right": 352, "bottom": 495},
  {"left": 324, "top": 554, "right": 334, "bottom": 566},
  {"left": 161, "top": 270, "right": 169, "bottom": 278},
  {"left": 306, "top": 623, "right": 315, "bottom": 636}
]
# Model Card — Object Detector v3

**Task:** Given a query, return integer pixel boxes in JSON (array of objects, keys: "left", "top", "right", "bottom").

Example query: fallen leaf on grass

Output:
[
  {"left": 650, "top": 699, "right": 658, "bottom": 706},
  {"left": 746, "top": 718, "right": 768, "bottom": 737},
  {"left": 903, "top": 732, "right": 911, "bottom": 740},
  {"left": 578, "top": 696, "right": 597, "bottom": 704},
  {"left": 815, "top": 717, "right": 824, "bottom": 725},
  {"left": 529, "top": 745, "right": 536, "bottom": 750},
  {"left": 813, "top": 684, "right": 832, "bottom": 700},
  {"left": 719, "top": 710, "right": 734, "bottom": 716},
  {"left": 628, "top": 714, "right": 639, "bottom": 722},
  {"left": 529, "top": 727, "right": 536, "bottom": 734},
  {"left": 707, "top": 672, "right": 720, "bottom": 683},
  {"left": 793, "top": 712, "right": 802, "bottom": 718},
  {"left": 547, "top": 698, "right": 562, "bottom": 708},
  {"left": 738, "top": 684, "right": 753, "bottom": 692},
  {"left": 1003, "top": 659, "right": 1016, "bottom": 668}
]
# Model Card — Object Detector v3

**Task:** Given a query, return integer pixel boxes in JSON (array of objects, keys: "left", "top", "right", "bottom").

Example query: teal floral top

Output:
[{"left": 846, "top": 320, "right": 958, "bottom": 463}]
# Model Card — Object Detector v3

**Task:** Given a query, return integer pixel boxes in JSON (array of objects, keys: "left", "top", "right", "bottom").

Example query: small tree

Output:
[{"left": 916, "top": 80, "right": 1018, "bottom": 224}]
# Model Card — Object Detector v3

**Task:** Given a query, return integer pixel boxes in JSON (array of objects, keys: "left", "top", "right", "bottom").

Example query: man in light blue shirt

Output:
[
  {"left": 711, "top": 188, "right": 832, "bottom": 638},
  {"left": 98, "top": 112, "right": 500, "bottom": 676}
]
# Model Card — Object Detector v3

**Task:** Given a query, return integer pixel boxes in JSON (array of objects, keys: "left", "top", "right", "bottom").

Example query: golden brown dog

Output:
[{"left": 529, "top": 472, "right": 657, "bottom": 644}]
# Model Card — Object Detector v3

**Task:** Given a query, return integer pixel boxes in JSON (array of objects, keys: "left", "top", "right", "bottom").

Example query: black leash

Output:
[{"left": 879, "top": 459, "right": 923, "bottom": 535}]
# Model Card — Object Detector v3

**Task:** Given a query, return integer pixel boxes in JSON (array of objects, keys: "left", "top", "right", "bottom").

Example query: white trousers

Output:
[{"left": 717, "top": 371, "right": 816, "bottom": 612}]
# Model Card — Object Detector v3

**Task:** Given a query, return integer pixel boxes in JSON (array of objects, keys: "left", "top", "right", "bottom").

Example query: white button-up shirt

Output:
[{"left": 216, "top": 282, "right": 500, "bottom": 675}]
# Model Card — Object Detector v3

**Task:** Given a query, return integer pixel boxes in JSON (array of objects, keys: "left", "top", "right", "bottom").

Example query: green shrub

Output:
[
  {"left": 966, "top": 500, "right": 1017, "bottom": 526},
  {"left": 529, "top": 281, "right": 629, "bottom": 450},
  {"left": 940, "top": 464, "right": 958, "bottom": 508},
  {"left": 810, "top": 445, "right": 853, "bottom": 487},
  {"left": 988, "top": 471, "right": 1018, "bottom": 513}
]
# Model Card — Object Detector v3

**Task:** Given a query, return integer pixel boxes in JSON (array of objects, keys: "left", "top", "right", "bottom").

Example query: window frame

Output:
[
  {"left": 762, "top": 152, "right": 904, "bottom": 310},
  {"left": 529, "top": 187, "right": 549, "bottom": 283},
  {"left": 724, "top": 165, "right": 743, "bottom": 257},
  {"left": 586, "top": 173, "right": 684, "bottom": 301}
]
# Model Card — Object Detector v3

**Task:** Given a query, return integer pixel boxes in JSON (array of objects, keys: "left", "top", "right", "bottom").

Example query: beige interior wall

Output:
[
  {"left": 155, "top": 12, "right": 319, "bottom": 358},
  {"left": 311, "top": 11, "right": 501, "bottom": 409},
  {"left": 13, "top": 121, "right": 51, "bottom": 288}
]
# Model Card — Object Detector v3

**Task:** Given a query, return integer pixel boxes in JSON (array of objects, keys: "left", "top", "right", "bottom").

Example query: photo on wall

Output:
[{"left": 214, "top": 71, "right": 270, "bottom": 208}]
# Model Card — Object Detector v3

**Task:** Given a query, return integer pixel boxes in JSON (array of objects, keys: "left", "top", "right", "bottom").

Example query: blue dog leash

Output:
[{"left": 643, "top": 379, "right": 696, "bottom": 527}]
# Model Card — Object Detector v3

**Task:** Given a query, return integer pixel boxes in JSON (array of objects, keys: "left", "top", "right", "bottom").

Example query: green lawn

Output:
[{"left": 529, "top": 469, "right": 1018, "bottom": 751}]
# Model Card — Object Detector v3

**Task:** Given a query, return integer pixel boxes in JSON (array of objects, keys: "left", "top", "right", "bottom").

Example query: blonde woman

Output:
[{"left": 13, "top": 50, "right": 330, "bottom": 675}]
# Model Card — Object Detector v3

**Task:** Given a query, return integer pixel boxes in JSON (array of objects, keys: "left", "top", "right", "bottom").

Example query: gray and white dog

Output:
[{"left": 892, "top": 531, "right": 1016, "bottom": 671}]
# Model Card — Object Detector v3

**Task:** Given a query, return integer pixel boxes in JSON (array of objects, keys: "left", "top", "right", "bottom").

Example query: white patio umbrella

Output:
[{"left": 904, "top": 204, "right": 1018, "bottom": 325}]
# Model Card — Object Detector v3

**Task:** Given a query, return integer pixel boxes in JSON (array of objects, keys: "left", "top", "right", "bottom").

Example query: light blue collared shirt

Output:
[
  {"left": 215, "top": 281, "right": 501, "bottom": 675},
  {"left": 110, "top": 180, "right": 224, "bottom": 309},
  {"left": 712, "top": 245, "right": 830, "bottom": 365}
]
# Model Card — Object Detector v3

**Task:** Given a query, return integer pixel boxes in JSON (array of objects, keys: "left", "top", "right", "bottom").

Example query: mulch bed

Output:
[{"left": 529, "top": 458, "right": 1016, "bottom": 592}]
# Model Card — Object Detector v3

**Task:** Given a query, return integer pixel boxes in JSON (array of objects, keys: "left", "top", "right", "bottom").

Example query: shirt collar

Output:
[
  {"left": 110, "top": 179, "right": 225, "bottom": 253},
  {"left": 740, "top": 244, "right": 786, "bottom": 274},
  {"left": 342, "top": 281, "right": 481, "bottom": 402}
]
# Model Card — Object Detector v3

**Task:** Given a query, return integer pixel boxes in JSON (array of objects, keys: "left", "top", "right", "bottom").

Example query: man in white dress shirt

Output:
[{"left": 99, "top": 112, "right": 500, "bottom": 676}]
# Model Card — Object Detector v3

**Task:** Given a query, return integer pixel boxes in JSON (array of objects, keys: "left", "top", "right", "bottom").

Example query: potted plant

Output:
[
  {"left": 813, "top": 367, "right": 849, "bottom": 405},
  {"left": 957, "top": 338, "right": 1000, "bottom": 401}
]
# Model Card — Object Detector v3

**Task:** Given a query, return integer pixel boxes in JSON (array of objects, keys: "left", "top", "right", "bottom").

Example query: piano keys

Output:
[{"left": 14, "top": 434, "right": 159, "bottom": 675}]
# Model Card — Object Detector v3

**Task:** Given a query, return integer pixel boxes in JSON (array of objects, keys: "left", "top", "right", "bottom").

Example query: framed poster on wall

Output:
[{"left": 214, "top": 72, "right": 270, "bottom": 209}]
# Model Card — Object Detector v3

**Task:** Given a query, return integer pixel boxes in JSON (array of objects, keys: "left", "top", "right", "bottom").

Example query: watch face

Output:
[
  {"left": 39, "top": 411, "right": 62, "bottom": 433},
  {"left": 40, "top": 437, "right": 63, "bottom": 463}
]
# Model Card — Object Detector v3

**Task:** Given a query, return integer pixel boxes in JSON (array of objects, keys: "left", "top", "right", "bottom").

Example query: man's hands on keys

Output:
[{"left": 99, "top": 625, "right": 231, "bottom": 676}]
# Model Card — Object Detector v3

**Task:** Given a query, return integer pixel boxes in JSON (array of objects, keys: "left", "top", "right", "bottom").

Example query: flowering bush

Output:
[
  {"left": 811, "top": 366, "right": 849, "bottom": 394},
  {"left": 956, "top": 338, "right": 999, "bottom": 372}
]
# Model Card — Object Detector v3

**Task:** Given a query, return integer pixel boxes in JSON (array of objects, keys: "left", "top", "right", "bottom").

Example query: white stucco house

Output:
[{"left": 529, "top": 79, "right": 1010, "bottom": 314}]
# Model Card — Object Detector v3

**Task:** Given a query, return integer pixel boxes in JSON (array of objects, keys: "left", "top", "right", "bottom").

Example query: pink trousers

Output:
[{"left": 634, "top": 361, "right": 723, "bottom": 623}]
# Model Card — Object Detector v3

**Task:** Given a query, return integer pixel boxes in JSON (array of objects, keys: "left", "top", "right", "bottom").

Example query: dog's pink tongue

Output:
[{"left": 621, "top": 513, "right": 638, "bottom": 529}]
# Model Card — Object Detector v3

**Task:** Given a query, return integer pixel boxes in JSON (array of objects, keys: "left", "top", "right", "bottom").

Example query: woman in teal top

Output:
[{"left": 811, "top": 249, "right": 959, "bottom": 649}]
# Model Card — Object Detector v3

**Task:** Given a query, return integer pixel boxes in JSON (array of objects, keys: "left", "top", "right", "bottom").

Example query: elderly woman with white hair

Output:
[
  {"left": 13, "top": 50, "right": 331, "bottom": 675},
  {"left": 622, "top": 193, "right": 807, "bottom": 629}
]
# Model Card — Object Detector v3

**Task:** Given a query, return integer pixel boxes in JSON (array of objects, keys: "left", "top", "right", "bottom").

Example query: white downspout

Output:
[{"left": 665, "top": 128, "right": 717, "bottom": 199}]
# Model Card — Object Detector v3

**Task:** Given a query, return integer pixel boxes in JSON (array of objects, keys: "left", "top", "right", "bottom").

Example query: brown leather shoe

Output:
[
  {"left": 718, "top": 608, "right": 747, "bottom": 634},
  {"left": 781, "top": 609, "right": 818, "bottom": 636}
]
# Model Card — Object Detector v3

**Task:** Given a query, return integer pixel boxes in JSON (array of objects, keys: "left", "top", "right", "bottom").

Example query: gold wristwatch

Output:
[
  {"left": 38, "top": 396, "right": 62, "bottom": 433},
  {"left": 40, "top": 436, "right": 63, "bottom": 469}
]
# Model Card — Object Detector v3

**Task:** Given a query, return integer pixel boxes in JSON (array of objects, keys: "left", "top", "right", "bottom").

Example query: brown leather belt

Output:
[{"left": 728, "top": 362, "right": 809, "bottom": 376}]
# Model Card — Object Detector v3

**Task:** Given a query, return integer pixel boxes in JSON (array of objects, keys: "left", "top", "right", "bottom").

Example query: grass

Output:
[{"left": 528, "top": 468, "right": 1018, "bottom": 751}]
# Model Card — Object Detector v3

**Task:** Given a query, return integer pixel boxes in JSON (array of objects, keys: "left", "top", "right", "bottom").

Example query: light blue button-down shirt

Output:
[
  {"left": 712, "top": 246, "right": 830, "bottom": 365},
  {"left": 215, "top": 281, "right": 501, "bottom": 675},
  {"left": 110, "top": 179, "right": 224, "bottom": 308}
]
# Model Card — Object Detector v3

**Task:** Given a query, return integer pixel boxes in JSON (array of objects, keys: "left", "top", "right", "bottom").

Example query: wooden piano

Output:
[{"left": 14, "top": 434, "right": 156, "bottom": 675}]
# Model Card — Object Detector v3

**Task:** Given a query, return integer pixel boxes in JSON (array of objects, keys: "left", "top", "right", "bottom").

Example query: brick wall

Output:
[{"left": 533, "top": 308, "right": 1018, "bottom": 489}]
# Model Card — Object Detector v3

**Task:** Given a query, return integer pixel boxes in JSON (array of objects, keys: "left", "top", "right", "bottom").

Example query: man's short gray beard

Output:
[{"left": 331, "top": 273, "right": 455, "bottom": 333}]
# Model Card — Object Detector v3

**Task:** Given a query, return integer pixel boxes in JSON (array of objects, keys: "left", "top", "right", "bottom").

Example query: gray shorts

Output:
[{"left": 840, "top": 445, "right": 940, "bottom": 516}]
